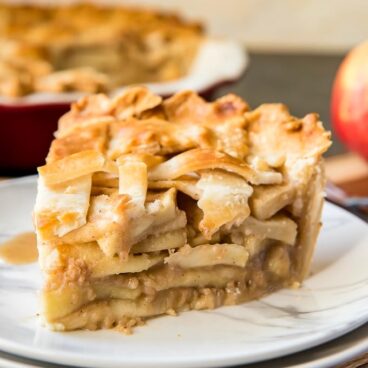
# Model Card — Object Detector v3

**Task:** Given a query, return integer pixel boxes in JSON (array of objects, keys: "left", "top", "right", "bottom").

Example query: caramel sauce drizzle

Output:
[{"left": 0, "top": 232, "right": 38, "bottom": 265}]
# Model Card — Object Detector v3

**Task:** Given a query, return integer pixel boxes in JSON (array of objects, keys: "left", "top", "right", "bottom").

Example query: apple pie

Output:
[
  {"left": 0, "top": 3, "right": 202, "bottom": 97},
  {"left": 34, "top": 87, "right": 331, "bottom": 331}
]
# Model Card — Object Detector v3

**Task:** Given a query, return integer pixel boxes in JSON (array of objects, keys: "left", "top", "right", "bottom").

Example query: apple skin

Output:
[{"left": 331, "top": 41, "right": 368, "bottom": 160}]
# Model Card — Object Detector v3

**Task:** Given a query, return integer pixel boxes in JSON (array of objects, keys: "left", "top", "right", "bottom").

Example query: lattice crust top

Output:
[{"left": 34, "top": 87, "right": 331, "bottom": 262}]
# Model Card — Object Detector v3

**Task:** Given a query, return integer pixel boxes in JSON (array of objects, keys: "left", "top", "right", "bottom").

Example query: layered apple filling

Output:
[{"left": 34, "top": 87, "right": 331, "bottom": 331}]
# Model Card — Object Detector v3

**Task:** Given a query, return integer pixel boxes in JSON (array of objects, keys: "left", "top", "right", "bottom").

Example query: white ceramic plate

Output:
[
  {"left": 0, "top": 38, "right": 248, "bottom": 106},
  {"left": 0, "top": 324, "right": 367, "bottom": 368},
  {"left": 0, "top": 176, "right": 367, "bottom": 368}
]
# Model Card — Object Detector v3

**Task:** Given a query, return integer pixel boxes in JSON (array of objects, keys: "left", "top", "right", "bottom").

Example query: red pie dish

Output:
[{"left": 0, "top": 103, "right": 69, "bottom": 172}]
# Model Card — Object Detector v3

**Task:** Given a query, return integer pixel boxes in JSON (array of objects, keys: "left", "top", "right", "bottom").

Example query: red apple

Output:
[{"left": 331, "top": 41, "right": 368, "bottom": 160}]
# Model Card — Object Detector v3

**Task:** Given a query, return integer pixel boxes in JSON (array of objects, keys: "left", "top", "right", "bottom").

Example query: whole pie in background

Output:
[
  {"left": 34, "top": 87, "right": 331, "bottom": 332},
  {"left": 0, "top": 3, "right": 203, "bottom": 97}
]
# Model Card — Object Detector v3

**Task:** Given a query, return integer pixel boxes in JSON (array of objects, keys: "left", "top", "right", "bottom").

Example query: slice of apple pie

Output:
[{"left": 34, "top": 87, "right": 331, "bottom": 331}]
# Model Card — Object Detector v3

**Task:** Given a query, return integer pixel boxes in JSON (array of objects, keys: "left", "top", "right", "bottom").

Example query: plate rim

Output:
[
  {"left": 0, "top": 323, "right": 367, "bottom": 368},
  {"left": 0, "top": 176, "right": 367, "bottom": 368}
]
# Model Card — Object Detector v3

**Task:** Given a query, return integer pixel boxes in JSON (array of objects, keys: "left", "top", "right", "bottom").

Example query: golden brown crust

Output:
[
  {"left": 56, "top": 89, "right": 253, "bottom": 160},
  {"left": 247, "top": 104, "right": 331, "bottom": 162},
  {"left": 36, "top": 87, "right": 331, "bottom": 255},
  {"left": 46, "top": 123, "right": 108, "bottom": 163}
]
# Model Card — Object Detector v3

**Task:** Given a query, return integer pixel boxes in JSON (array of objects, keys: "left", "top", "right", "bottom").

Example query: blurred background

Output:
[{"left": 17, "top": 0, "right": 368, "bottom": 53}]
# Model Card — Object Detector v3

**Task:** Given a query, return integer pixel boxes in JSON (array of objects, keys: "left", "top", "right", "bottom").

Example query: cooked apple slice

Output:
[
  {"left": 250, "top": 184, "right": 296, "bottom": 220},
  {"left": 242, "top": 215, "right": 297, "bottom": 245},
  {"left": 165, "top": 243, "right": 249, "bottom": 268}
]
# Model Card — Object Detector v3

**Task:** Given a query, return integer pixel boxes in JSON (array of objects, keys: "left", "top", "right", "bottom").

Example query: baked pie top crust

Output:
[{"left": 35, "top": 87, "right": 331, "bottom": 282}]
